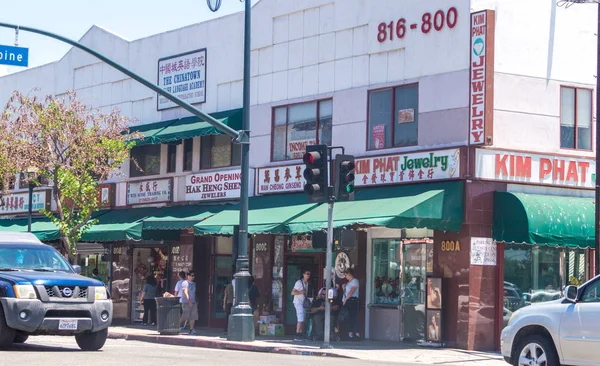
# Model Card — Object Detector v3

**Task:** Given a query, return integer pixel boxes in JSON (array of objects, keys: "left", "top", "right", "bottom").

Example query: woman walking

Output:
[
  {"left": 343, "top": 268, "right": 360, "bottom": 341},
  {"left": 139, "top": 275, "right": 158, "bottom": 326}
]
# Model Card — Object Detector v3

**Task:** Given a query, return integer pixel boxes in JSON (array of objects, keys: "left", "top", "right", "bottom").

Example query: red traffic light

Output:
[
  {"left": 341, "top": 160, "right": 355, "bottom": 171},
  {"left": 303, "top": 151, "right": 321, "bottom": 165}
]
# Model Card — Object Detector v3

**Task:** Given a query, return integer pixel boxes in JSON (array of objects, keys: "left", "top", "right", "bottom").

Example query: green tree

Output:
[{"left": 0, "top": 91, "right": 139, "bottom": 260}]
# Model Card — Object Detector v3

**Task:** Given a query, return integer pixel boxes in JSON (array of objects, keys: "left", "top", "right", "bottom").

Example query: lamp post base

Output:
[{"left": 227, "top": 312, "right": 255, "bottom": 342}]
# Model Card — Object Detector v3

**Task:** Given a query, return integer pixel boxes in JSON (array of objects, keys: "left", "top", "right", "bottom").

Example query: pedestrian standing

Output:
[
  {"left": 173, "top": 271, "right": 187, "bottom": 330},
  {"left": 291, "top": 269, "right": 310, "bottom": 341},
  {"left": 343, "top": 267, "right": 361, "bottom": 341},
  {"left": 180, "top": 271, "right": 198, "bottom": 335},
  {"left": 139, "top": 275, "right": 157, "bottom": 326},
  {"left": 222, "top": 276, "right": 234, "bottom": 335}
]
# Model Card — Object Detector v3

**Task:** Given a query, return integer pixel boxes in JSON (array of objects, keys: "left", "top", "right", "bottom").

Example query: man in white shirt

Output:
[
  {"left": 173, "top": 271, "right": 187, "bottom": 330},
  {"left": 291, "top": 269, "right": 311, "bottom": 341}
]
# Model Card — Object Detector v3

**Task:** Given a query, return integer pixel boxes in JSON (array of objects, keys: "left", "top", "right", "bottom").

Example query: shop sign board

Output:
[
  {"left": 469, "top": 10, "right": 495, "bottom": 145},
  {"left": 355, "top": 148, "right": 461, "bottom": 187},
  {"left": 185, "top": 168, "right": 242, "bottom": 201},
  {"left": 470, "top": 237, "right": 496, "bottom": 266},
  {"left": 0, "top": 190, "right": 49, "bottom": 215},
  {"left": 157, "top": 48, "right": 207, "bottom": 110},
  {"left": 475, "top": 149, "right": 595, "bottom": 189},
  {"left": 127, "top": 178, "right": 172, "bottom": 205},
  {"left": 256, "top": 164, "right": 305, "bottom": 195},
  {"left": 288, "top": 138, "right": 316, "bottom": 160}
]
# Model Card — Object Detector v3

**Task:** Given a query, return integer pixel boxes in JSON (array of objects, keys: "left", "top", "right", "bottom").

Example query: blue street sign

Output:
[{"left": 0, "top": 45, "right": 28, "bottom": 67}]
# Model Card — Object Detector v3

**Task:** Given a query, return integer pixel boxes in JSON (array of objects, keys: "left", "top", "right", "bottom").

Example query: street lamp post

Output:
[
  {"left": 26, "top": 167, "right": 38, "bottom": 233},
  {"left": 207, "top": 0, "right": 254, "bottom": 342}
]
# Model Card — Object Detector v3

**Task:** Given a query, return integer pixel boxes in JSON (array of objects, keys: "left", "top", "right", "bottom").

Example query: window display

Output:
[{"left": 371, "top": 239, "right": 401, "bottom": 305}]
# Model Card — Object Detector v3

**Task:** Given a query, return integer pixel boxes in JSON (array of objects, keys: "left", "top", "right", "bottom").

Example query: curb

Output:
[{"left": 108, "top": 332, "right": 354, "bottom": 359}]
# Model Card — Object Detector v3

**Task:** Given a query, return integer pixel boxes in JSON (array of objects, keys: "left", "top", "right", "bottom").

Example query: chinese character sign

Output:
[
  {"left": 0, "top": 191, "right": 47, "bottom": 215},
  {"left": 127, "top": 179, "right": 172, "bottom": 205},
  {"left": 256, "top": 164, "right": 305, "bottom": 195},
  {"left": 157, "top": 49, "right": 207, "bottom": 110}
]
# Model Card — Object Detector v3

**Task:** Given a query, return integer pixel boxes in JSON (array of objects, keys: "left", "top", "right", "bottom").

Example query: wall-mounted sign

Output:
[
  {"left": 469, "top": 10, "right": 495, "bottom": 145},
  {"left": 470, "top": 237, "right": 496, "bottom": 266},
  {"left": 355, "top": 148, "right": 460, "bottom": 187},
  {"left": 255, "top": 242, "right": 268, "bottom": 252},
  {"left": 335, "top": 252, "right": 351, "bottom": 279},
  {"left": 185, "top": 169, "right": 241, "bottom": 201},
  {"left": 0, "top": 190, "right": 49, "bottom": 215},
  {"left": 440, "top": 240, "right": 461, "bottom": 252},
  {"left": 256, "top": 164, "right": 304, "bottom": 195},
  {"left": 290, "top": 235, "right": 313, "bottom": 252},
  {"left": 288, "top": 138, "right": 316, "bottom": 160},
  {"left": 157, "top": 48, "right": 207, "bottom": 110},
  {"left": 127, "top": 178, "right": 172, "bottom": 205},
  {"left": 0, "top": 45, "right": 28, "bottom": 67},
  {"left": 475, "top": 149, "right": 595, "bottom": 189}
]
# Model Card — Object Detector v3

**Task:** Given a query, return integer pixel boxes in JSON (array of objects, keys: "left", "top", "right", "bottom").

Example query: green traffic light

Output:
[{"left": 346, "top": 184, "right": 354, "bottom": 193}]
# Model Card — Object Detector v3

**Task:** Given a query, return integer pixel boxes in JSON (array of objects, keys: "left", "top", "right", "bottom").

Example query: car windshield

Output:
[{"left": 0, "top": 245, "right": 73, "bottom": 272}]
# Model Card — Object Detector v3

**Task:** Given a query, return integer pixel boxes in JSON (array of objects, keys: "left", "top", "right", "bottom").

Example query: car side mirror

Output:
[
  {"left": 72, "top": 265, "right": 81, "bottom": 274},
  {"left": 564, "top": 285, "right": 578, "bottom": 302}
]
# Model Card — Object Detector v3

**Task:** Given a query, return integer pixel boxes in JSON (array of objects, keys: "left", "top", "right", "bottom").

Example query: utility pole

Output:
[{"left": 595, "top": 1, "right": 600, "bottom": 275}]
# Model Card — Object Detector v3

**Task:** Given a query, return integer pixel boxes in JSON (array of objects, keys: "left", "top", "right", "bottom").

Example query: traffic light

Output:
[
  {"left": 335, "top": 154, "right": 355, "bottom": 201},
  {"left": 303, "top": 144, "right": 329, "bottom": 202}
]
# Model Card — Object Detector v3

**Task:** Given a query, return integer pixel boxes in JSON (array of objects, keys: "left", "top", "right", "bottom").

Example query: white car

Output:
[{"left": 501, "top": 275, "right": 600, "bottom": 366}]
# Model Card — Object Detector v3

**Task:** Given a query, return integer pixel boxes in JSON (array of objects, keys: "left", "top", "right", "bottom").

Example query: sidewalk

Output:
[{"left": 108, "top": 325, "right": 507, "bottom": 365}]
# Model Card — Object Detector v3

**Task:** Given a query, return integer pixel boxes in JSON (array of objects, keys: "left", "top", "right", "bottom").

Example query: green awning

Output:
[
  {"left": 193, "top": 194, "right": 320, "bottom": 235},
  {"left": 287, "top": 181, "right": 463, "bottom": 233},
  {"left": 82, "top": 207, "right": 163, "bottom": 242},
  {"left": 130, "top": 108, "right": 242, "bottom": 146},
  {"left": 0, "top": 217, "right": 60, "bottom": 242},
  {"left": 143, "top": 204, "right": 230, "bottom": 230},
  {"left": 493, "top": 191, "right": 594, "bottom": 248}
]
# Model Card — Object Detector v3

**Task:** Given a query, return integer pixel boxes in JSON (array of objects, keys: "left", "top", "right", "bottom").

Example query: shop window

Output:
[
  {"left": 129, "top": 144, "right": 161, "bottom": 178},
  {"left": 271, "top": 100, "right": 332, "bottom": 161},
  {"left": 367, "top": 84, "right": 418, "bottom": 150},
  {"left": 371, "top": 239, "right": 401, "bottom": 305},
  {"left": 503, "top": 244, "right": 589, "bottom": 315},
  {"left": 215, "top": 236, "right": 233, "bottom": 255},
  {"left": 200, "top": 135, "right": 240, "bottom": 169},
  {"left": 183, "top": 138, "right": 193, "bottom": 171},
  {"left": 560, "top": 86, "right": 592, "bottom": 150},
  {"left": 167, "top": 142, "right": 177, "bottom": 173}
]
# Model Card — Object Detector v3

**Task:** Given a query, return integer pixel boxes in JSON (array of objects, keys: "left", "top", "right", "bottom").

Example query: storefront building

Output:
[{"left": 0, "top": 0, "right": 596, "bottom": 351}]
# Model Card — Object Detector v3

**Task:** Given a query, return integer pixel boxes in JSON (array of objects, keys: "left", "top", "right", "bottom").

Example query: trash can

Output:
[{"left": 155, "top": 297, "right": 181, "bottom": 335}]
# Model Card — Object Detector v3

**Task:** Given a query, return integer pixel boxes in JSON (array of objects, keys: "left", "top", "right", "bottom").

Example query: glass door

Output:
[
  {"left": 400, "top": 242, "right": 426, "bottom": 340},
  {"left": 211, "top": 256, "right": 233, "bottom": 324}
]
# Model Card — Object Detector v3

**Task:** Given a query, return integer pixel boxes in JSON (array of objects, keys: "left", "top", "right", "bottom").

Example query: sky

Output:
[{"left": 0, "top": 0, "right": 254, "bottom": 76}]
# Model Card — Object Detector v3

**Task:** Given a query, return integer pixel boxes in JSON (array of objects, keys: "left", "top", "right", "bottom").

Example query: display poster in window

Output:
[
  {"left": 171, "top": 244, "right": 193, "bottom": 287},
  {"left": 0, "top": 190, "right": 49, "bottom": 215},
  {"left": 288, "top": 138, "right": 316, "bottom": 160},
  {"left": 470, "top": 237, "right": 496, "bottom": 266},
  {"left": 185, "top": 168, "right": 243, "bottom": 201},
  {"left": 426, "top": 310, "right": 442, "bottom": 342},
  {"left": 127, "top": 178, "right": 172, "bottom": 205},
  {"left": 290, "top": 235, "right": 313, "bottom": 252},
  {"left": 397, "top": 108, "right": 415, "bottom": 123},
  {"left": 427, "top": 278, "right": 442, "bottom": 310},
  {"left": 372, "top": 124, "right": 385, "bottom": 150},
  {"left": 355, "top": 148, "right": 460, "bottom": 187},
  {"left": 256, "top": 164, "right": 305, "bottom": 195},
  {"left": 157, "top": 48, "right": 207, "bottom": 110},
  {"left": 426, "top": 242, "right": 434, "bottom": 275}
]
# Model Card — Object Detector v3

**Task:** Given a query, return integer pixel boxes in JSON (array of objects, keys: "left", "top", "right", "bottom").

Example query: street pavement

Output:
[
  {"left": 107, "top": 325, "right": 507, "bottom": 365},
  {"left": 1, "top": 336, "right": 421, "bottom": 366}
]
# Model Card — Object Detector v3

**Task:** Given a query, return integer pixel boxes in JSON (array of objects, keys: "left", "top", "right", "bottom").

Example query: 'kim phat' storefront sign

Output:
[
  {"left": 157, "top": 48, "right": 207, "bottom": 110},
  {"left": 475, "top": 149, "right": 595, "bottom": 188},
  {"left": 185, "top": 169, "right": 242, "bottom": 201},
  {"left": 0, "top": 190, "right": 48, "bottom": 215},
  {"left": 127, "top": 178, "right": 172, "bottom": 205}
]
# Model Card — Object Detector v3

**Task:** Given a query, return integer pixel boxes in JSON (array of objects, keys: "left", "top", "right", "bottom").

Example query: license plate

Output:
[{"left": 58, "top": 319, "right": 78, "bottom": 330}]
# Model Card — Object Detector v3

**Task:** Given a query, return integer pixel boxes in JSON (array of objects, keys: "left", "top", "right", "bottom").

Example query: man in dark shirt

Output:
[{"left": 310, "top": 287, "right": 341, "bottom": 341}]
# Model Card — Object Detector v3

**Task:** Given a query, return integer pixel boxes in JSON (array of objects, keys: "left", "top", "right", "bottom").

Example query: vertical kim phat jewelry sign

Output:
[{"left": 157, "top": 49, "right": 207, "bottom": 110}]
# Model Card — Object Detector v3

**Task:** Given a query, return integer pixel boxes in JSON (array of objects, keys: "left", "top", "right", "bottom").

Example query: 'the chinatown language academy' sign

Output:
[
  {"left": 127, "top": 178, "right": 172, "bottom": 205},
  {"left": 355, "top": 149, "right": 461, "bottom": 187},
  {"left": 185, "top": 169, "right": 242, "bottom": 201},
  {"left": 157, "top": 48, "right": 207, "bottom": 110},
  {"left": 469, "top": 10, "right": 495, "bottom": 145},
  {"left": 0, "top": 190, "right": 48, "bottom": 215},
  {"left": 475, "top": 149, "right": 595, "bottom": 189},
  {"left": 256, "top": 164, "right": 305, "bottom": 195}
]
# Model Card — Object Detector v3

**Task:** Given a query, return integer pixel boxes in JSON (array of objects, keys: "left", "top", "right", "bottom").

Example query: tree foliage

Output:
[{"left": 0, "top": 91, "right": 139, "bottom": 258}]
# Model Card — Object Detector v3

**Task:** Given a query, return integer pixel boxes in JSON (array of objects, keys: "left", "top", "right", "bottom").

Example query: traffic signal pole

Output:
[{"left": 322, "top": 194, "right": 334, "bottom": 349}]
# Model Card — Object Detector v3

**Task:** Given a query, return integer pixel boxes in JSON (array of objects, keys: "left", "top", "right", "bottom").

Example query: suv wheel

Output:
[
  {"left": 75, "top": 328, "right": 108, "bottom": 351},
  {"left": 513, "top": 334, "right": 559, "bottom": 366},
  {"left": 13, "top": 333, "right": 28, "bottom": 344},
  {"left": 0, "top": 305, "right": 15, "bottom": 348}
]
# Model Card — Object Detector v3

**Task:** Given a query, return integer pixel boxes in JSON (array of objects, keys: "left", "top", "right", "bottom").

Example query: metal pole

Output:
[
  {"left": 228, "top": 0, "right": 254, "bottom": 342},
  {"left": 0, "top": 22, "right": 241, "bottom": 141},
  {"left": 594, "top": 3, "right": 600, "bottom": 275},
  {"left": 27, "top": 182, "right": 33, "bottom": 232},
  {"left": 321, "top": 200, "right": 334, "bottom": 349}
]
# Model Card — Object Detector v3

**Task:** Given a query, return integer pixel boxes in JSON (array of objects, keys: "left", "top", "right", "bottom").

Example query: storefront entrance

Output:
[
  {"left": 284, "top": 255, "right": 321, "bottom": 331},
  {"left": 400, "top": 241, "right": 427, "bottom": 340},
  {"left": 130, "top": 246, "right": 169, "bottom": 323}
]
